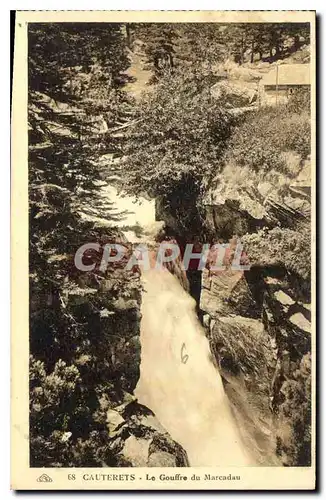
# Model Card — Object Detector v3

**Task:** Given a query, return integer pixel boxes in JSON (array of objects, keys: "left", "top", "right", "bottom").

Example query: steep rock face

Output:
[
  {"left": 199, "top": 261, "right": 311, "bottom": 466},
  {"left": 261, "top": 273, "right": 311, "bottom": 466},
  {"left": 198, "top": 144, "right": 312, "bottom": 464},
  {"left": 196, "top": 134, "right": 312, "bottom": 465},
  {"left": 203, "top": 153, "right": 310, "bottom": 234},
  {"left": 200, "top": 268, "right": 279, "bottom": 465},
  {"left": 201, "top": 269, "right": 257, "bottom": 318}
]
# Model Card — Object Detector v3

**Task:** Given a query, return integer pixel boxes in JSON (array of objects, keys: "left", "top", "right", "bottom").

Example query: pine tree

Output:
[
  {"left": 132, "top": 23, "right": 178, "bottom": 82},
  {"left": 122, "top": 68, "right": 235, "bottom": 237},
  {"left": 28, "top": 23, "right": 137, "bottom": 467}
]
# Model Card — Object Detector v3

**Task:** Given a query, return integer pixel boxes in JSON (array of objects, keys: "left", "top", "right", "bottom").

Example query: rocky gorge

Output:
[
  {"left": 90, "top": 148, "right": 311, "bottom": 467},
  {"left": 152, "top": 146, "right": 312, "bottom": 467},
  {"left": 28, "top": 23, "right": 312, "bottom": 469}
]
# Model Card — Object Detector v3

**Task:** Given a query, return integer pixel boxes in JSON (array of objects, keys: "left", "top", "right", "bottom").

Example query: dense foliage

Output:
[
  {"left": 28, "top": 21, "right": 312, "bottom": 469},
  {"left": 124, "top": 70, "right": 234, "bottom": 194},
  {"left": 225, "top": 104, "right": 310, "bottom": 173},
  {"left": 123, "top": 68, "right": 236, "bottom": 236},
  {"left": 129, "top": 22, "right": 310, "bottom": 76},
  {"left": 276, "top": 354, "right": 311, "bottom": 466},
  {"left": 29, "top": 23, "right": 142, "bottom": 467},
  {"left": 241, "top": 225, "right": 311, "bottom": 281}
]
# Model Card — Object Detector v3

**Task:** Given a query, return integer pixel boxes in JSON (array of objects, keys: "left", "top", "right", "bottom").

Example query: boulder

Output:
[
  {"left": 273, "top": 290, "right": 295, "bottom": 306},
  {"left": 122, "top": 435, "right": 151, "bottom": 467},
  {"left": 147, "top": 450, "right": 178, "bottom": 467},
  {"left": 201, "top": 268, "right": 256, "bottom": 318},
  {"left": 108, "top": 402, "right": 189, "bottom": 467},
  {"left": 106, "top": 409, "right": 125, "bottom": 437},
  {"left": 289, "top": 312, "right": 311, "bottom": 334},
  {"left": 202, "top": 151, "right": 311, "bottom": 230},
  {"left": 211, "top": 79, "right": 259, "bottom": 108}
]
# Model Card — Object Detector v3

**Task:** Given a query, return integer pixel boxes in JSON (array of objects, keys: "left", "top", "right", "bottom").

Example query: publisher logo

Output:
[{"left": 37, "top": 473, "right": 53, "bottom": 483}]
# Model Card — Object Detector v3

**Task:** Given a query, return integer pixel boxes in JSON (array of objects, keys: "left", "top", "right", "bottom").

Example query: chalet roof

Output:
[{"left": 261, "top": 63, "right": 310, "bottom": 86}]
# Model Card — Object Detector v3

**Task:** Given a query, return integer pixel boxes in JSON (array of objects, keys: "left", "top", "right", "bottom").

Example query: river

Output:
[
  {"left": 92, "top": 185, "right": 256, "bottom": 466},
  {"left": 135, "top": 266, "right": 255, "bottom": 466}
]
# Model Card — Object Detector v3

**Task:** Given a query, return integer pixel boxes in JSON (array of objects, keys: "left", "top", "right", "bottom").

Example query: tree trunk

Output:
[
  {"left": 294, "top": 34, "right": 300, "bottom": 51},
  {"left": 251, "top": 39, "right": 255, "bottom": 63},
  {"left": 239, "top": 36, "right": 244, "bottom": 65},
  {"left": 126, "top": 24, "right": 132, "bottom": 49}
]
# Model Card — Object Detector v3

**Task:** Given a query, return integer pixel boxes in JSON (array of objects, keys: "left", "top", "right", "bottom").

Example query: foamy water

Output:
[
  {"left": 135, "top": 268, "right": 255, "bottom": 466},
  {"left": 100, "top": 185, "right": 256, "bottom": 466}
]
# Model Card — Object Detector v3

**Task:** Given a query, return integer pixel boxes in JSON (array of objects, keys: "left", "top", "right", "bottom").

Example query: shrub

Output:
[
  {"left": 123, "top": 68, "right": 235, "bottom": 200},
  {"left": 29, "top": 356, "right": 120, "bottom": 467},
  {"left": 276, "top": 354, "right": 311, "bottom": 466},
  {"left": 286, "top": 87, "right": 311, "bottom": 114},
  {"left": 226, "top": 105, "right": 311, "bottom": 173},
  {"left": 241, "top": 224, "right": 311, "bottom": 281}
]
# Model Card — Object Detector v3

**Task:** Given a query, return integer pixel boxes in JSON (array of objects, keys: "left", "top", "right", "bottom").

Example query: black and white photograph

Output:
[{"left": 11, "top": 10, "right": 316, "bottom": 490}]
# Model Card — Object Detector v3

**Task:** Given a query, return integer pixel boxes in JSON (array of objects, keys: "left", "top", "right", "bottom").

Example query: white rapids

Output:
[
  {"left": 98, "top": 185, "right": 256, "bottom": 466},
  {"left": 135, "top": 267, "right": 255, "bottom": 467}
]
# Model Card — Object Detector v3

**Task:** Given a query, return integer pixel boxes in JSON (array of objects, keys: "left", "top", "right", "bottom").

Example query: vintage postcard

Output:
[{"left": 11, "top": 10, "right": 316, "bottom": 490}]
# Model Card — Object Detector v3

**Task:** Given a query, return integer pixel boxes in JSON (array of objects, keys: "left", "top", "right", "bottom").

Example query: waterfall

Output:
[{"left": 135, "top": 267, "right": 255, "bottom": 467}]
